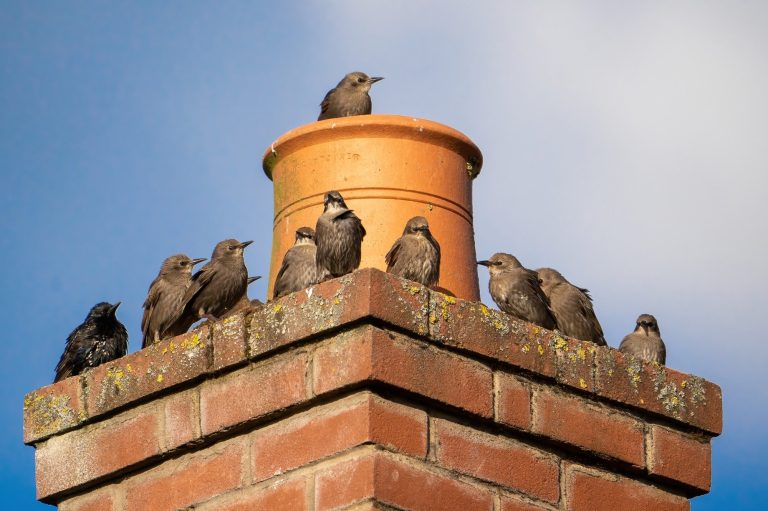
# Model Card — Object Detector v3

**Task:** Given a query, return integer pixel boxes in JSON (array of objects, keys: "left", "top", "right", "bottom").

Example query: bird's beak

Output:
[
  {"left": 109, "top": 302, "right": 121, "bottom": 315},
  {"left": 477, "top": 260, "right": 491, "bottom": 267},
  {"left": 247, "top": 276, "right": 262, "bottom": 284},
  {"left": 369, "top": 76, "right": 384, "bottom": 84},
  {"left": 191, "top": 258, "right": 207, "bottom": 266},
  {"left": 238, "top": 241, "right": 254, "bottom": 249}
]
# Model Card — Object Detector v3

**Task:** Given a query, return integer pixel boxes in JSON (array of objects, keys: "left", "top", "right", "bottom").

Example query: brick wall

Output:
[{"left": 24, "top": 269, "right": 721, "bottom": 510}]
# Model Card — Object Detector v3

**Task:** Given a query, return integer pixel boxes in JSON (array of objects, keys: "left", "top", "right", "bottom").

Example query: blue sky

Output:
[{"left": 2, "top": 2, "right": 766, "bottom": 508}]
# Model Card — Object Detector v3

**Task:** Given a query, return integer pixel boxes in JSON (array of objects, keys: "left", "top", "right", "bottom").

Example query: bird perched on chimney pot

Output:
[
  {"left": 318, "top": 71, "right": 384, "bottom": 121},
  {"left": 174, "top": 239, "right": 253, "bottom": 329},
  {"left": 536, "top": 267, "right": 606, "bottom": 346},
  {"left": 478, "top": 253, "right": 556, "bottom": 330},
  {"left": 315, "top": 191, "right": 366, "bottom": 281},
  {"left": 385, "top": 216, "right": 441, "bottom": 287},
  {"left": 619, "top": 314, "right": 666, "bottom": 364},
  {"left": 55, "top": 302, "right": 128, "bottom": 382},
  {"left": 273, "top": 227, "right": 317, "bottom": 299},
  {"left": 141, "top": 254, "right": 206, "bottom": 348}
]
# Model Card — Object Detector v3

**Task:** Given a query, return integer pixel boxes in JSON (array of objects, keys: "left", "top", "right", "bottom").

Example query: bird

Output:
[
  {"left": 54, "top": 302, "right": 128, "bottom": 382},
  {"left": 385, "top": 216, "right": 441, "bottom": 287},
  {"left": 536, "top": 267, "right": 606, "bottom": 345},
  {"left": 141, "top": 254, "right": 206, "bottom": 348},
  {"left": 174, "top": 239, "right": 253, "bottom": 329},
  {"left": 315, "top": 191, "right": 366, "bottom": 281},
  {"left": 318, "top": 71, "right": 384, "bottom": 121},
  {"left": 231, "top": 275, "right": 263, "bottom": 312},
  {"left": 273, "top": 226, "right": 318, "bottom": 299},
  {"left": 477, "top": 253, "right": 557, "bottom": 329},
  {"left": 619, "top": 314, "right": 666, "bottom": 364}
]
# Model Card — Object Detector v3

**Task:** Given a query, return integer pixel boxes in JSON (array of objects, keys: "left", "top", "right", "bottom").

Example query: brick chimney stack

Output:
[{"left": 24, "top": 269, "right": 721, "bottom": 510}]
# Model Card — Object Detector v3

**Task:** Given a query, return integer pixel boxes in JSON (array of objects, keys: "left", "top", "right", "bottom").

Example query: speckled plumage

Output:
[
  {"left": 141, "top": 254, "right": 206, "bottom": 348},
  {"left": 385, "top": 216, "right": 440, "bottom": 287},
  {"left": 315, "top": 192, "right": 366, "bottom": 281},
  {"left": 619, "top": 314, "right": 666, "bottom": 364},
  {"left": 318, "top": 72, "right": 383, "bottom": 121},
  {"left": 274, "top": 227, "right": 317, "bottom": 299},
  {"left": 536, "top": 267, "right": 606, "bottom": 346},
  {"left": 478, "top": 253, "right": 556, "bottom": 330},
  {"left": 55, "top": 302, "right": 127, "bottom": 382}
]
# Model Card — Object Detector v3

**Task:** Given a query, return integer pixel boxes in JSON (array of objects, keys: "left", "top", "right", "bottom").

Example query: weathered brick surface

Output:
[
  {"left": 495, "top": 371, "right": 532, "bottom": 430},
  {"left": 36, "top": 404, "right": 162, "bottom": 499},
  {"left": 164, "top": 388, "right": 200, "bottom": 450},
  {"left": 200, "top": 351, "right": 308, "bottom": 435},
  {"left": 315, "top": 453, "right": 376, "bottom": 510},
  {"left": 433, "top": 419, "right": 559, "bottom": 503},
  {"left": 195, "top": 476, "right": 309, "bottom": 511},
  {"left": 123, "top": 440, "right": 245, "bottom": 511},
  {"left": 212, "top": 311, "right": 250, "bottom": 372},
  {"left": 313, "top": 326, "right": 494, "bottom": 417},
  {"left": 58, "top": 488, "right": 115, "bottom": 511},
  {"left": 24, "top": 377, "right": 86, "bottom": 444},
  {"left": 565, "top": 464, "right": 690, "bottom": 511},
  {"left": 649, "top": 425, "right": 712, "bottom": 493},
  {"left": 553, "top": 335, "right": 597, "bottom": 393},
  {"left": 85, "top": 325, "right": 210, "bottom": 417},
  {"left": 499, "top": 494, "right": 553, "bottom": 511},
  {"left": 532, "top": 388, "right": 645, "bottom": 467}
]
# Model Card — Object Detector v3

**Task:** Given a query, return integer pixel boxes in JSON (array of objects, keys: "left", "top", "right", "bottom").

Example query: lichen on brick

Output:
[{"left": 24, "top": 392, "right": 82, "bottom": 438}]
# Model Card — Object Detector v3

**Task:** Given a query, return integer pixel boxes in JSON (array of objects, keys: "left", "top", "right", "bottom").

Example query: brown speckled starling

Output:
[
  {"left": 318, "top": 72, "right": 383, "bottom": 121},
  {"left": 273, "top": 227, "right": 317, "bottom": 299},
  {"left": 315, "top": 192, "right": 366, "bottom": 281},
  {"left": 385, "top": 216, "right": 440, "bottom": 287},
  {"left": 619, "top": 314, "right": 666, "bottom": 364}
]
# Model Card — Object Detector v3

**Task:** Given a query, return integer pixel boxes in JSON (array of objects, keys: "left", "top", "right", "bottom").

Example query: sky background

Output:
[{"left": 1, "top": 1, "right": 766, "bottom": 508}]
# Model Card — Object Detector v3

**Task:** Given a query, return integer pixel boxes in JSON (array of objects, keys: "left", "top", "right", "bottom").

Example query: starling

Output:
[
  {"left": 231, "top": 275, "right": 263, "bottom": 312},
  {"left": 273, "top": 227, "right": 318, "bottom": 299},
  {"left": 478, "top": 253, "right": 556, "bottom": 329},
  {"left": 54, "top": 302, "right": 128, "bottom": 382},
  {"left": 175, "top": 239, "right": 253, "bottom": 329},
  {"left": 141, "top": 254, "right": 206, "bottom": 348},
  {"left": 318, "top": 71, "right": 384, "bottom": 121},
  {"left": 315, "top": 191, "right": 366, "bottom": 281},
  {"left": 536, "top": 267, "right": 606, "bottom": 346},
  {"left": 619, "top": 314, "right": 666, "bottom": 364},
  {"left": 385, "top": 216, "right": 441, "bottom": 287}
]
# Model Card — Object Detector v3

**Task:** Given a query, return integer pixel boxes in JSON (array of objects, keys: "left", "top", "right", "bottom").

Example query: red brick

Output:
[
  {"left": 315, "top": 453, "right": 376, "bottom": 510},
  {"left": 24, "top": 376, "right": 86, "bottom": 444},
  {"left": 434, "top": 419, "right": 559, "bottom": 503},
  {"left": 251, "top": 394, "right": 426, "bottom": 481},
  {"left": 86, "top": 325, "right": 211, "bottom": 417},
  {"left": 164, "top": 389, "right": 199, "bottom": 450},
  {"left": 532, "top": 389, "right": 644, "bottom": 467},
  {"left": 553, "top": 335, "right": 596, "bottom": 392},
  {"left": 595, "top": 348, "right": 722, "bottom": 435},
  {"left": 427, "top": 294, "right": 557, "bottom": 379},
  {"left": 59, "top": 489, "right": 115, "bottom": 511},
  {"left": 124, "top": 440, "right": 245, "bottom": 511},
  {"left": 374, "top": 454, "right": 494, "bottom": 511},
  {"left": 200, "top": 352, "right": 307, "bottom": 435},
  {"left": 495, "top": 372, "right": 532, "bottom": 430},
  {"left": 212, "top": 311, "right": 249, "bottom": 371},
  {"left": 313, "top": 326, "right": 493, "bottom": 418},
  {"left": 195, "top": 476, "right": 308, "bottom": 511},
  {"left": 649, "top": 425, "right": 711, "bottom": 493},
  {"left": 499, "top": 494, "right": 551, "bottom": 511},
  {"left": 565, "top": 464, "right": 689, "bottom": 511},
  {"left": 36, "top": 406, "right": 161, "bottom": 499}
]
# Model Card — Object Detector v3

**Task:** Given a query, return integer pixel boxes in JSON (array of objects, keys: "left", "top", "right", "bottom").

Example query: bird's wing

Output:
[
  {"left": 141, "top": 276, "right": 163, "bottom": 341},
  {"left": 384, "top": 236, "right": 403, "bottom": 271},
  {"left": 553, "top": 285, "right": 606, "bottom": 344},
  {"left": 330, "top": 209, "right": 366, "bottom": 238},
  {"left": 180, "top": 264, "right": 216, "bottom": 310},
  {"left": 273, "top": 249, "right": 297, "bottom": 298},
  {"left": 319, "top": 88, "right": 334, "bottom": 115}
]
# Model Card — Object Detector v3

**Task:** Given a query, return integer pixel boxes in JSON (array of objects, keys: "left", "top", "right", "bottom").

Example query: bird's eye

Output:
[
  {"left": 357, "top": 77, "right": 366, "bottom": 83},
  {"left": 229, "top": 245, "right": 236, "bottom": 251}
]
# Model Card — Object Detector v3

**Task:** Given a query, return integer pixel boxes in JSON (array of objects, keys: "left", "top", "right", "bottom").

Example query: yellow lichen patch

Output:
[
  {"left": 576, "top": 348, "right": 587, "bottom": 361},
  {"left": 273, "top": 304, "right": 283, "bottom": 313},
  {"left": 429, "top": 313, "right": 437, "bottom": 324},
  {"left": 480, "top": 304, "right": 490, "bottom": 316},
  {"left": 444, "top": 296, "right": 456, "bottom": 304},
  {"left": 681, "top": 380, "right": 688, "bottom": 388},
  {"left": 126, "top": 363, "right": 134, "bottom": 373},
  {"left": 537, "top": 344, "right": 545, "bottom": 355},
  {"left": 579, "top": 378, "right": 587, "bottom": 389},
  {"left": 333, "top": 298, "right": 341, "bottom": 305},
  {"left": 408, "top": 286, "right": 421, "bottom": 295},
  {"left": 492, "top": 319, "right": 505, "bottom": 331},
  {"left": 522, "top": 343, "right": 530, "bottom": 353},
  {"left": 156, "top": 374, "right": 164, "bottom": 383},
  {"left": 106, "top": 366, "right": 128, "bottom": 391},
  {"left": 180, "top": 333, "right": 205, "bottom": 350},
  {"left": 553, "top": 337, "right": 568, "bottom": 351}
]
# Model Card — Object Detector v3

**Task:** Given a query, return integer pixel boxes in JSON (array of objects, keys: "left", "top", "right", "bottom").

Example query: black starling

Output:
[
  {"left": 175, "top": 239, "right": 253, "bottom": 328},
  {"left": 315, "top": 191, "right": 366, "bottom": 281},
  {"left": 273, "top": 227, "right": 318, "bottom": 299},
  {"left": 318, "top": 71, "right": 384, "bottom": 121},
  {"left": 536, "top": 267, "right": 606, "bottom": 346},
  {"left": 231, "top": 275, "right": 263, "bottom": 312},
  {"left": 54, "top": 302, "right": 128, "bottom": 382},
  {"left": 385, "top": 216, "right": 441, "bottom": 287},
  {"left": 619, "top": 314, "right": 667, "bottom": 364},
  {"left": 478, "top": 253, "right": 557, "bottom": 330},
  {"left": 141, "top": 254, "right": 206, "bottom": 348}
]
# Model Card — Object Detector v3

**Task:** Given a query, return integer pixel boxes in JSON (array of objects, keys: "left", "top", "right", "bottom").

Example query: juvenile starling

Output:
[
  {"left": 536, "top": 267, "right": 606, "bottom": 346},
  {"left": 231, "top": 276, "right": 263, "bottom": 312},
  {"left": 315, "top": 191, "right": 366, "bottom": 281},
  {"left": 318, "top": 71, "right": 384, "bottom": 121},
  {"left": 175, "top": 239, "right": 253, "bottom": 328},
  {"left": 478, "top": 253, "right": 556, "bottom": 329},
  {"left": 619, "top": 314, "right": 666, "bottom": 364},
  {"left": 385, "top": 216, "right": 441, "bottom": 287},
  {"left": 54, "top": 302, "right": 128, "bottom": 382},
  {"left": 273, "top": 227, "right": 317, "bottom": 299},
  {"left": 141, "top": 254, "right": 206, "bottom": 348}
]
